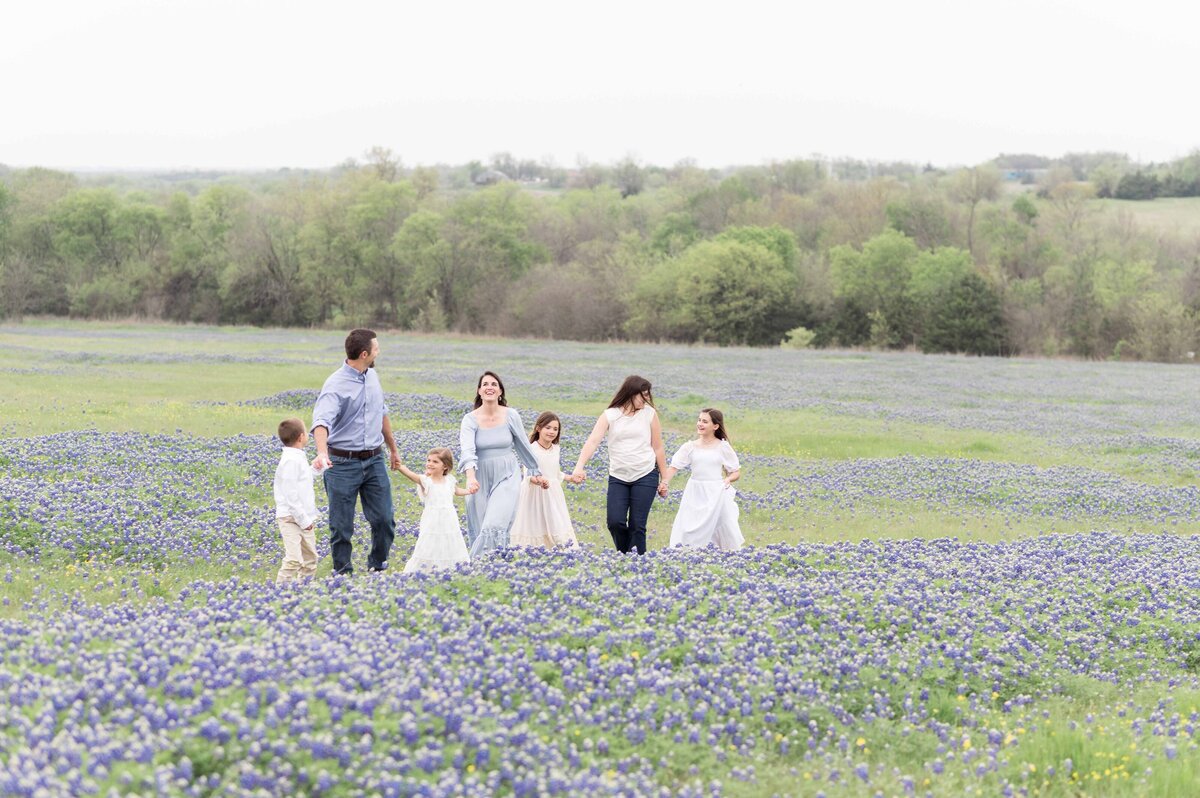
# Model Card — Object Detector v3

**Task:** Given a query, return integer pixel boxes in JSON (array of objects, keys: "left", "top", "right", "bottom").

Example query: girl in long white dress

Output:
[
  {"left": 510, "top": 412, "right": 583, "bottom": 548},
  {"left": 660, "top": 409, "right": 744, "bottom": 551},
  {"left": 397, "top": 448, "right": 473, "bottom": 573}
]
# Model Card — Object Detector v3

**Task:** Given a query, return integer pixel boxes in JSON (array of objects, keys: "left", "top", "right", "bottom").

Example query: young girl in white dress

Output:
[
  {"left": 659, "top": 408, "right": 744, "bottom": 551},
  {"left": 397, "top": 448, "right": 473, "bottom": 573},
  {"left": 510, "top": 412, "right": 583, "bottom": 548}
]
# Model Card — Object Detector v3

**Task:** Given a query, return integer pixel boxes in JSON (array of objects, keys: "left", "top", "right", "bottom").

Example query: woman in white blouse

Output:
[{"left": 571, "top": 375, "right": 669, "bottom": 554}]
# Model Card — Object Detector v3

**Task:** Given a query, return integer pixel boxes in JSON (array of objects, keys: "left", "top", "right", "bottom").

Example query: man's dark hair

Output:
[
  {"left": 345, "top": 329, "right": 377, "bottom": 361},
  {"left": 278, "top": 418, "right": 306, "bottom": 446}
]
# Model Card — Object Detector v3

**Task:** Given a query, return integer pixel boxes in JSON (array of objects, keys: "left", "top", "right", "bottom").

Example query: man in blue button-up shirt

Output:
[{"left": 312, "top": 329, "right": 402, "bottom": 575}]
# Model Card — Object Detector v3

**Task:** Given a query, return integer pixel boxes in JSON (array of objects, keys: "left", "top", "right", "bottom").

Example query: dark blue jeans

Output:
[
  {"left": 607, "top": 470, "right": 658, "bottom": 554},
  {"left": 323, "top": 453, "right": 395, "bottom": 574}
]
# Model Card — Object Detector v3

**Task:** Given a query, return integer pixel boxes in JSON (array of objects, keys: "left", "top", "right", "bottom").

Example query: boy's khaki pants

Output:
[{"left": 277, "top": 516, "right": 318, "bottom": 583}]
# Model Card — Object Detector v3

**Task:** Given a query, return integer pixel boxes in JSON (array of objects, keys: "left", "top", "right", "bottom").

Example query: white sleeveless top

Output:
[{"left": 603, "top": 406, "right": 657, "bottom": 482}]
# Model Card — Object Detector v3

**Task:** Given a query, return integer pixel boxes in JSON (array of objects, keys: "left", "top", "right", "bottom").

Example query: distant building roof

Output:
[{"left": 473, "top": 170, "right": 510, "bottom": 185}]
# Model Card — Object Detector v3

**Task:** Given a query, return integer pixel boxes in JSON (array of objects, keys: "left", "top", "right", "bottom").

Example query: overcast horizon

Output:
[{"left": 4, "top": 0, "right": 1199, "bottom": 172}]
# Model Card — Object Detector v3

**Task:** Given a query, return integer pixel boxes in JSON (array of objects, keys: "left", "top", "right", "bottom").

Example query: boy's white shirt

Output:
[{"left": 274, "top": 447, "right": 320, "bottom": 529}]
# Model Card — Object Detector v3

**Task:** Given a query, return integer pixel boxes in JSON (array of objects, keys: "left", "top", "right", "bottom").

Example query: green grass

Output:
[
  {"left": 2, "top": 337, "right": 1186, "bottom": 482},
  {"left": 1, "top": 326, "right": 1197, "bottom": 673},
  {"left": 1091, "top": 197, "right": 1200, "bottom": 236},
  {"left": 3, "top": 319, "right": 1199, "bottom": 622}
]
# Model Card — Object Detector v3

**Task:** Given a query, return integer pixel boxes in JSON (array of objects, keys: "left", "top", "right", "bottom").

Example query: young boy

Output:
[{"left": 273, "top": 418, "right": 322, "bottom": 583}]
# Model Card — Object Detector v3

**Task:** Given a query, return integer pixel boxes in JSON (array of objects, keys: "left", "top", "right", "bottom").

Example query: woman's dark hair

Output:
[
  {"left": 473, "top": 370, "right": 508, "bottom": 409},
  {"left": 344, "top": 328, "right": 377, "bottom": 360},
  {"left": 607, "top": 375, "right": 654, "bottom": 411},
  {"left": 529, "top": 411, "right": 562, "bottom": 445},
  {"left": 701, "top": 408, "right": 729, "bottom": 442}
]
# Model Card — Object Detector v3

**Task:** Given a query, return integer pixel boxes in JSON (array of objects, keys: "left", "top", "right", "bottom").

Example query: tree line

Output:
[{"left": 1, "top": 149, "right": 1198, "bottom": 362}]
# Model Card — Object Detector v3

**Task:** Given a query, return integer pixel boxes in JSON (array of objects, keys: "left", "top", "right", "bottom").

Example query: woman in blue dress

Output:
[{"left": 458, "top": 371, "right": 548, "bottom": 555}]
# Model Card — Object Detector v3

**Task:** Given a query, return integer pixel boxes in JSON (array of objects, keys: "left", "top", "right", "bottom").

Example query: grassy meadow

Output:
[
  {"left": 1, "top": 321, "right": 1199, "bottom": 796},
  {"left": 1091, "top": 196, "right": 1200, "bottom": 236}
]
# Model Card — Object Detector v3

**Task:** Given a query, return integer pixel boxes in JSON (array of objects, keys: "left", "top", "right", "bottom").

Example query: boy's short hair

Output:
[
  {"left": 430, "top": 447, "right": 453, "bottom": 475},
  {"left": 278, "top": 418, "right": 306, "bottom": 446}
]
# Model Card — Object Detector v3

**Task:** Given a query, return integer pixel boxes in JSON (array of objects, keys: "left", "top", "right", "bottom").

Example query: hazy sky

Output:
[{"left": 3, "top": 0, "right": 1198, "bottom": 170}]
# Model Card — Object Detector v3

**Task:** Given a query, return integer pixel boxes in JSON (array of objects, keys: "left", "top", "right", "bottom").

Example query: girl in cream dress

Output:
[
  {"left": 510, "top": 412, "right": 583, "bottom": 548},
  {"left": 660, "top": 409, "right": 744, "bottom": 551}
]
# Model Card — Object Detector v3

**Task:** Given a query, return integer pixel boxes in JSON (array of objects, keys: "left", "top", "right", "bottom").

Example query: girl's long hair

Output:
[
  {"left": 701, "top": 408, "right": 729, "bottom": 442},
  {"left": 529, "top": 411, "right": 562, "bottom": 445},
  {"left": 473, "top": 370, "right": 508, "bottom": 409},
  {"left": 607, "top": 375, "right": 654, "bottom": 411}
]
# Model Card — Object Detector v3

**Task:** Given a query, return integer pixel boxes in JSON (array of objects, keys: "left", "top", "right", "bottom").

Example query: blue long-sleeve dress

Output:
[{"left": 458, "top": 408, "right": 542, "bottom": 555}]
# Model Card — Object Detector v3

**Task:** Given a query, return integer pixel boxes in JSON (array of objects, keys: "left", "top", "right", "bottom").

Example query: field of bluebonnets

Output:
[{"left": 2, "top": 322, "right": 1200, "bottom": 797}]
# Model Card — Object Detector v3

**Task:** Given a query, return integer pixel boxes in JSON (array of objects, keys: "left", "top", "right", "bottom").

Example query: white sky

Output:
[{"left": 2, "top": 0, "right": 1197, "bottom": 170}]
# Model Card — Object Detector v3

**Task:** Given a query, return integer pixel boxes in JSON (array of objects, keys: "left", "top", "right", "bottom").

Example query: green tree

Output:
[
  {"left": 411, "top": 166, "right": 439, "bottom": 201},
  {"left": 294, "top": 182, "right": 355, "bottom": 325},
  {"left": 921, "top": 273, "right": 1007, "bottom": 355},
  {"left": 547, "top": 187, "right": 626, "bottom": 264},
  {"left": 5, "top": 168, "right": 79, "bottom": 315},
  {"left": 768, "top": 159, "right": 825, "bottom": 195},
  {"left": 628, "top": 235, "right": 800, "bottom": 345},
  {"left": 1129, "top": 293, "right": 1198, "bottom": 361},
  {"left": 161, "top": 186, "right": 249, "bottom": 322},
  {"left": 909, "top": 247, "right": 974, "bottom": 302},
  {"left": 393, "top": 185, "right": 543, "bottom": 331},
  {"left": 1089, "top": 160, "right": 1127, "bottom": 198},
  {"left": 978, "top": 198, "right": 1055, "bottom": 282},
  {"left": 498, "top": 246, "right": 638, "bottom": 341},
  {"left": 829, "top": 229, "right": 919, "bottom": 346},
  {"left": 49, "top": 188, "right": 169, "bottom": 316},
  {"left": 613, "top": 157, "right": 645, "bottom": 198},
  {"left": 1045, "top": 258, "right": 1104, "bottom": 357},
  {"left": 813, "top": 298, "right": 871, "bottom": 348},
  {"left": 51, "top": 188, "right": 129, "bottom": 282},
  {"left": 689, "top": 176, "right": 753, "bottom": 233},
  {"left": 715, "top": 225, "right": 798, "bottom": 271},
  {"left": 364, "top": 146, "right": 401, "bottom": 182},
  {"left": 393, "top": 210, "right": 454, "bottom": 330},
  {"left": 0, "top": 182, "right": 17, "bottom": 318},
  {"left": 947, "top": 165, "right": 1002, "bottom": 258},
  {"left": 885, "top": 185, "right": 954, "bottom": 250},
  {"left": 0, "top": 182, "right": 12, "bottom": 259},
  {"left": 342, "top": 175, "right": 417, "bottom": 326},
  {"left": 650, "top": 212, "right": 702, "bottom": 257},
  {"left": 1011, "top": 193, "right": 1038, "bottom": 224},
  {"left": 220, "top": 199, "right": 308, "bottom": 326},
  {"left": 1114, "top": 172, "right": 1159, "bottom": 200}
]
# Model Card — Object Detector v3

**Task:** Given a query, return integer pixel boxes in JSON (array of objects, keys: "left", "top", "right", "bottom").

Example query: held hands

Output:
[
  {"left": 570, "top": 467, "right": 586, "bottom": 484},
  {"left": 530, "top": 475, "right": 550, "bottom": 490},
  {"left": 389, "top": 450, "right": 402, "bottom": 471},
  {"left": 467, "top": 477, "right": 481, "bottom": 494},
  {"left": 657, "top": 482, "right": 669, "bottom": 498},
  {"left": 564, "top": 472, "right": 585, "bottom": 485},
  {"left": 313, "top": 453, "right": 332, "bottom": 472}
]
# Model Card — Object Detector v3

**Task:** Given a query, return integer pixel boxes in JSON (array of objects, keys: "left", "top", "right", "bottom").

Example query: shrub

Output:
[{"left": 780, "top": 326, "right": 816, "bottom": 349}]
